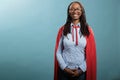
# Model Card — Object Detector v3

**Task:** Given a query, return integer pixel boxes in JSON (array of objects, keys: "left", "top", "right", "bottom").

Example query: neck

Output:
[{"left": 72, "top": 19, "right": 80, "bottom": 25}]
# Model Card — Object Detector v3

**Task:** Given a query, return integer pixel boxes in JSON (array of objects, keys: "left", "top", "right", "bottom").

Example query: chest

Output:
[{"left": 63, "top": 33, "right": 86, "bottom": 48}]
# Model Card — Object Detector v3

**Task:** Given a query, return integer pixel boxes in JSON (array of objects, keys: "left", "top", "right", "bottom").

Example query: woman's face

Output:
[{"left": 69, "top": 3, "right": 82, "bottom": 21}]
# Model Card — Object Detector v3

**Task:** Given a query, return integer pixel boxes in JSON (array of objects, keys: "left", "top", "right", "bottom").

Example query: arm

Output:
[
  {"left": 56, "top": 36, "right": 75, "bottom": 75},
  {"left": 79, "top": 60, "right": 86, "bottom": 72},
  {"left": 56, "top": 37, "right": 67, "bottom": 70}
]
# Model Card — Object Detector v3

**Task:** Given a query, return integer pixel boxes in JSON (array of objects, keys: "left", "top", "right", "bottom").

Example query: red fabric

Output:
[
  {"left": 54, "top": 26, "right": 96, "bottom": 80},
  {"left": 72, "top": 26, "right": 79, "bottom": 45},
  {"left": 72, "top": 27, "right": 74, "bottom": 41}
]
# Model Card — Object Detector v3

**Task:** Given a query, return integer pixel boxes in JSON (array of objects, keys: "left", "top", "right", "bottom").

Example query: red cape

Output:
[{"left": 54, "top": 26, "right": 96, "bottom": 80}]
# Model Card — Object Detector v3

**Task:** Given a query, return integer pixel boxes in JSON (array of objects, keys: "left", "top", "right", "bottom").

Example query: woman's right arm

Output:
[
  {"left": 56, "top": 36, "right": 74, "bottom": 75},
  {"left": 56, "top": 37, "right": 67, "bottom": 70}
]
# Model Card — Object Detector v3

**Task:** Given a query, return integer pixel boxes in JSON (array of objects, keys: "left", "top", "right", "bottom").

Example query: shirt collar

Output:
[
  {"left": 70, "top": 22, "right": 81, "bottom": 33},
  {"left": 71, "top": 23, "right": 80, "bottom": 27}
]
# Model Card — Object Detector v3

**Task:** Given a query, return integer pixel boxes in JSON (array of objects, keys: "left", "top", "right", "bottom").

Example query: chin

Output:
[
  {"left": 73, "top": 18, "right": 80, "bottom": 20},
  {"left": 72, "top": 16, "right": 80, "bottom": 20}
]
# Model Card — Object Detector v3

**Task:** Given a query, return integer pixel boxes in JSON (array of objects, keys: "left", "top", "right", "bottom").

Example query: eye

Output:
[{"left": 69, "top": 8, "right": 81, "bottom": 12}]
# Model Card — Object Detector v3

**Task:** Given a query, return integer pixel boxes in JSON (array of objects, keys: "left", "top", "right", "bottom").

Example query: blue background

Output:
[{"left": 0, "top": 0, "right": 120, "bottom": 80}]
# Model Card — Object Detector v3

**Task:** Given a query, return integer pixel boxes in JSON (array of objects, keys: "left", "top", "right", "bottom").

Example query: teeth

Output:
[{"left": 73, "top": 15, "right": 78, "bottom": 17}]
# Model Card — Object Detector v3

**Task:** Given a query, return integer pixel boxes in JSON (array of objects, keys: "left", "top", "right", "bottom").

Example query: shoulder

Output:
[
  {"left": 57, "top": 26, "right": 64, "bottom": 35},
  {"left": 88, "top": 26, "right": 94, "bottom": 36},
  {"left": 58, "top": 26, "right": 64, "bottom": 32},
  {"left": 56, "top": 26, "right": 64, "bottom": 38}
]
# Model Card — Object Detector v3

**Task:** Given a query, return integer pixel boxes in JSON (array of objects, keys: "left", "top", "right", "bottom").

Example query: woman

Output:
[{"left": 54, "top": 1, "right": 96, "bottom": 80}]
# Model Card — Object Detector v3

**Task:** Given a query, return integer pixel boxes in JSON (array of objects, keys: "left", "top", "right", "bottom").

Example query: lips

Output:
[{"left": 70, "top": 13, "right": 81, "bottom": 20}]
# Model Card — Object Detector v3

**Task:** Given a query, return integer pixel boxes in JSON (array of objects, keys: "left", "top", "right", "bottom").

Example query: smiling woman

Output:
[{"left": 54, "top": 1, "right": 96, "bottom": 80}]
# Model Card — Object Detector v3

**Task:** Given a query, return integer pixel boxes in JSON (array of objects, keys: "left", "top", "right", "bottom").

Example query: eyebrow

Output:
[{"left": 69, "top": 7, "right": 82, "bottom": 10}]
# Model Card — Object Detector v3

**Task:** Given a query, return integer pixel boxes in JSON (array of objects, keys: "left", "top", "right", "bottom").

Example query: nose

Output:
[{"left": 73, "top": 10, "right": 78, "bottom": 14}]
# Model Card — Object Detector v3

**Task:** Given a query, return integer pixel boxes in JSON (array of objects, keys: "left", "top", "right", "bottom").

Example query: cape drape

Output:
[{"left": 54, "top": 26, "right": 96, "bottom": 80}]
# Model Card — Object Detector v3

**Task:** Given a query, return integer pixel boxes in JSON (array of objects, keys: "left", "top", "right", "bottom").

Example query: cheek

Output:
[
  {"left": 69, "top": 11, "right": 72, "bottom": 15},
  {"left": 77, "top": 12, "right": 82, "bottom": 17},
  {"left": 78, "top": 11, "right": 82, "bottom": 15},
  {"left": 80, "top": 11, "right": 82, "bottom": 15}
]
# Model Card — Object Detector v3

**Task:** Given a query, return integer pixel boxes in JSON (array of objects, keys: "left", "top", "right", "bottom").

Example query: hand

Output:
[
  {"left": 72, "top": 68, "right": 83, "bottom": 77},
  {"left": 71, "top": 69, "right": 80, "bottom": 77},
  {"left": 64, "top": 68, "right": 74, "bottom": 75}
]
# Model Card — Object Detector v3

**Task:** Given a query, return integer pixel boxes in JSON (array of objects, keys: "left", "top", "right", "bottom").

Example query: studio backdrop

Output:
[{"left": 0, "top": 0, "right": 120, "bottom": 80}]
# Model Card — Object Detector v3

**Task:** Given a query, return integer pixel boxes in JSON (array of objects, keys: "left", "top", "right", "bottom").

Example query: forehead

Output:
[{"left": 69, "top": 3, "right": 81, "bottom": 9}]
